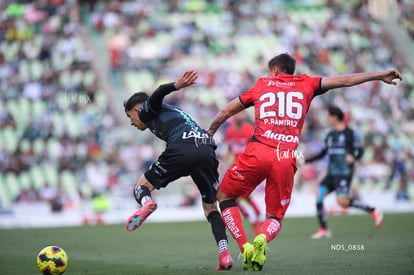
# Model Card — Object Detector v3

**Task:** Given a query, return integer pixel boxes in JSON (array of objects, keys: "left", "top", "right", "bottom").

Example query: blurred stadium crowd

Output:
[
  {"left": 0, "top": 0, "right": 413, "bottom": 212},
  {"left": 397, "top": 0, "right": 414, "bottom": 39}
]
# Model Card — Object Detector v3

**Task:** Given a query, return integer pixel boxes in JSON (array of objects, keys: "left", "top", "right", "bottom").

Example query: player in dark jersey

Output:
[
  {"left": 207, "top": 53, "right": 402, "bottom": 271},
  {"left": 305, "top": 106, "right": 382, "bottom": 239},
  {"left": 123, "top": 71, "right": 233, "bottom": 270}
]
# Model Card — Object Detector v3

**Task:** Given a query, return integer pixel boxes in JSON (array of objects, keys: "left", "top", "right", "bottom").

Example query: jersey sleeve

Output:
[
  {"left": 311, "top": 77, "right": 329, "bottom": 97},
  {"left": 239, "top": 93, "right": 254, "bottom": 108},
  {"left": 239, "top": 80, "right": 260, "bottom": 108},
  {"left": 139, "top": 82, "right": 177, "bottom": 122}
]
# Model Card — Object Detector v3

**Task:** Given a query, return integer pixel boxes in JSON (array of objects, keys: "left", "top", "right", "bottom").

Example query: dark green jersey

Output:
[
  {"left": 306, "top": 127, "right": 363, "bottom": 176},
  {"left": 138, "top": 83, "right": 211, "bottom": 145}
]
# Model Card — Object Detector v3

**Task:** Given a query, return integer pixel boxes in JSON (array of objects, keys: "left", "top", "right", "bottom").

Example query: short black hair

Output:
[
  {"left": 327, "top": 105, "right": 344, "bottom": 121},
  {"left": 268, "top": 53, "right": 296, "bottom": 75},
  {"left": 124, "top": 92, "right": 149, "bottom": 112}
]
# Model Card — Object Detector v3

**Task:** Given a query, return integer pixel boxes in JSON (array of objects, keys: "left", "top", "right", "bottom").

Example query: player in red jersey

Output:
[
  {"left": 207, "top": 53, "right": 402, "bottom": 271},
  {"left": 224, "top": 112, "right": 254, "bottom": 160},
  {"left": 222, "top": 112, "right": 263, "bottom": 236}
]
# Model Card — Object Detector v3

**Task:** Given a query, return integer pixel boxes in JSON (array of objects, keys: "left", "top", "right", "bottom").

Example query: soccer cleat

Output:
[
  {"left": 252, "top": 234, "right": 267, "bottom": 271},
  {"left": 126, "top": 200, "right": 157, "bottom": 231},
  {"left": 216, "top": 250, "right": 233, "bottom": 270},
  {"left": 371, "top": 208, "right": 383, "bottom": 228},
  {"left": 240, "top": 242, "right": 254, "bottom": 270},
  {"left": 311, "top": 228, "right": 332, "bottom": 239}
]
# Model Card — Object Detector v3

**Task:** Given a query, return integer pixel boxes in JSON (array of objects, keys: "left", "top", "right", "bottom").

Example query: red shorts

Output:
[{"left": 220, "top": 142, "right": 297, "bottom": 219}]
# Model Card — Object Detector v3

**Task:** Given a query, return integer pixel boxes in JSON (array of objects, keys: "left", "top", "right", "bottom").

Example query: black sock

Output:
[
  {"left": 133, "top": 185, "right": 152, "bottom": 206},
  {"left": 207, "top": 211, "right": 228, "bottom": 253},
  {"left": 219, "top": 199, "right": 238, "bottom": 212},
  {"left": 317, "top": 202, "right": 327, "bottom": 229},
  {"left": 349, "top": 199, "right": 375, "bottom": 213}
]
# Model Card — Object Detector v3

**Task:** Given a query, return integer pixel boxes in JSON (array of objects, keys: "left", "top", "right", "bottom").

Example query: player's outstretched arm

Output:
[
  {"left": 146, "top": 70, "right": 199, "bottom": 114},
  {"left": 174, "top": 70, "right": 198, "bottom": 90},
  {"left": 207, "top": 98, "right": 245, "bottom": 136},
  {"left": 305, "top": 147, "right": 328, "bottom": 163},
  {"left": 321, "top": 70, "right": 402, "bottom": 91}
]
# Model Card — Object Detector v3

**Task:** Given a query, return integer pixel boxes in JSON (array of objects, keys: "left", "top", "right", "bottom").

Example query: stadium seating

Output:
[
  {"left": 397, "top": 0, "right": 414, "bottom": 39},
  {"left": 0, "top": 1, "right": 130, "bottom": 208}
]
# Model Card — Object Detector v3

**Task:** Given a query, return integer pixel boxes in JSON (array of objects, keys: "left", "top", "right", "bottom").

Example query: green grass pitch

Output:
[{"left": 0, "top": 213, "right": 413, "bottom": 274}]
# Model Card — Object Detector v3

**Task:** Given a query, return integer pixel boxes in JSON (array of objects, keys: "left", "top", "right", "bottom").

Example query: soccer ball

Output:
[{"left": 36, "top": 246, "right": 68, "bottom": 274}]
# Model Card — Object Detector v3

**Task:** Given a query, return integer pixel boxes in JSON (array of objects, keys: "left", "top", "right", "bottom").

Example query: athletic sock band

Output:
[
  {"left": 134, "top": 185, "right": 152, "bottom": 207},
  {"left": 219, "top": 199, "right": 238, "bottom": 212}
]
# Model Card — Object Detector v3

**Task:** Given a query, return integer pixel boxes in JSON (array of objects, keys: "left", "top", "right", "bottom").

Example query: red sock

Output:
[
  {"left": 262, "top": 218, "right": 281, "bottom": 242},
  {"left": 221, "top": 206, "right": 248, "bottom": 253},
  {"left": 247, "top": 197, "right": 261, "bottom": 217}
]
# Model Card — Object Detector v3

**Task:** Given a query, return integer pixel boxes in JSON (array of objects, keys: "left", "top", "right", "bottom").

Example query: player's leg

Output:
[
  {"left": 190, "top": 144, "right": 233, "bottom": 270},
  {"left": 126, "top": 175, "right": 158, "bottom": 231},
  {"left": 251, "top": 216, "right": 278, "bottom": 271},
  {"left": 252, "top": 154, "right": 296, "bottom": 271},
  {"left": 133, "top": 176, "right": 155, "bottom": 206},
  {"left": 218, "top": 192, "right": 253, "bottom": 270},
  {"left": 260, "top": 215, "right": 282, "bottom": 243},
  {"left": 203, "top": 202, "right": 233, "bottom": 270},
  {"left": 349, "top": 197, "right": 376, "bottom": 212},
  {"left": 127, "top": 146, "right": 185, "bottom": 231},
  {"left": 317, "top": 184, "right": 328, "bottom": 228},
  {"left": 335, "top": 176, "right": 383, "bottom": 228},
  {"left": 218, "top": 194, "right": 249, "bottom": 251},
  {"left": 217, "top": 143, "right": 268, "bottom": 270},
  {"left": 337, "top": 194, "right": 382, "bottom": 227},
  {"left": 311, "top": 176, "right": 333, "bottom": 239}
]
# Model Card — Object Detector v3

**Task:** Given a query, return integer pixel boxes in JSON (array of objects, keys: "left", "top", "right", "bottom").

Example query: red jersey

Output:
[
  {"left": 225, "top": 122, "right": 254, "bottom": 158},
  {"left": 239, "top": 74, "right": 322, "bottom": 151}
]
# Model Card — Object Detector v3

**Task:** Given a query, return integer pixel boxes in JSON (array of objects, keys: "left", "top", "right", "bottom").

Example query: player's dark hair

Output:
[
  {"left": 328, "top": 105, "right": 344, "bottom": 121},
  {"left": 124, "top": 92, "right": 149, "bottom": 112},
  {"left": 268, "top": 53, "right": 296, "bottom": 75}
]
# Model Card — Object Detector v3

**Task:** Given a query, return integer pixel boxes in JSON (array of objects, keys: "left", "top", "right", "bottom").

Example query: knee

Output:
[
  {"left": 203, "top": 202, "right": 219, "bottom": 218},
  {"left": 216, "top": 189, "right": 231, "bottom": 203},
  {"left": 336, "top": 196, "right": 350, "bottom": 207}
]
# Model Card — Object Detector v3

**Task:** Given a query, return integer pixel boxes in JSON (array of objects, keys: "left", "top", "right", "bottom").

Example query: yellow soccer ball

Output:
[{"left": 36, "top": 246, "right": 68, "bottom": 274}]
